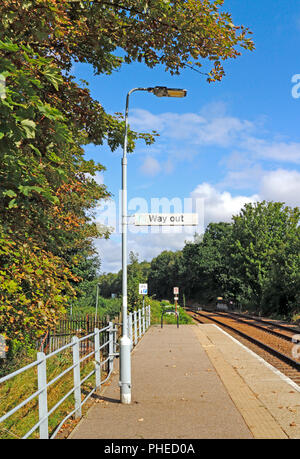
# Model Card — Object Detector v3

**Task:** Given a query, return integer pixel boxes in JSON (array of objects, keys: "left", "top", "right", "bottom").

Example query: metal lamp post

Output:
[{"left": 119, "top": 86, "right": 187, "bottom": 404}]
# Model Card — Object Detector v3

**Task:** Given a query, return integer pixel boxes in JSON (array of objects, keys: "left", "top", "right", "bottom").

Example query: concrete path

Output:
[{"left": 70, "top": 325, "right": 254, "bottom": 439}]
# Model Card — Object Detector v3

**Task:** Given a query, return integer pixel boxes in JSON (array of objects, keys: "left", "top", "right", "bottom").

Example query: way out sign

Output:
[
  {"left": 139, "top": 283, "right": 148, "bottom": 295},
  {"left": 134, "top": 213, "right": 198, "bottom": 226}
]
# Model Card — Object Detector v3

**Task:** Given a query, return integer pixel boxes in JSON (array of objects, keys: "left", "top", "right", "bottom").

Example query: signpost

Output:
[
  {"left": 139, "top": 284, "right": 148, "bottom": 295},
  {"left": 139, "top": 283, "right": 148, "bottom": 311},
  {"left": 134, "top": 213, "right": 198, "bottom": 226},
  {"left": 173, "top": 287, "right": 179, "bottom": 313}
]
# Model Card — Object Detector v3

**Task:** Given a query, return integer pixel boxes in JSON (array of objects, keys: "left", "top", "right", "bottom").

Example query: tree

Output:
[
  {"left": 148, "top": 250, "right": 182, "bottom": 301},
  {"left": 0, "top": 0, "right": 254, "bottom": 80},
  {"left": 181, "top": 223, "right": 237, "bottom": 303},
  {"left": 0, "top": 13, "right": 153, "bottom": 349},
  {"left": 98, "top": 272, "right": 122, "bottom": 299},
  {"left": 0, "top": 228, "right": 76, "bottom": 357},
  {"left": 230, "top": 201, "right": 300, "bottom": 314},
  {"left": 98, "top": 253, "right": 150, "bottom": 310}
]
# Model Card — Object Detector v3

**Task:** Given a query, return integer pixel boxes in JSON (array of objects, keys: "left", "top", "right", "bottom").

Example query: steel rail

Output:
[
  {"left": 219, "top": 310, "right": 300, "bottom": 335},
  {"left": 189, "top": 309, "right": 300, "bottom": 371},
  {"left": 201, "top": 308, "right": 297, "bottom": 343}
]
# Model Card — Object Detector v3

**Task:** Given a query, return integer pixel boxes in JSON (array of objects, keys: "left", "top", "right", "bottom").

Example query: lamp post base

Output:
[
  {"left": 121, "top": 393, "right": 131, "bottom": 404},
  {"left": 119, "top": 335, "right": 131, "bottom": 404}
]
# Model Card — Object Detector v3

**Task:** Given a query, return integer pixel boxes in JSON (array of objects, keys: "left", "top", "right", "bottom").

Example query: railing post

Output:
[
  {"left": 113, "top": 321, "right": 117, "bottom": 356},
  {"left": 128, "top": 313, "right": 133, "bottom": 350},
  {"left": 94, "top": 328, "right": 101, "bottom": 393},
  {"left": 134, "top": 310, "right": 137, "bottom": 346},
  {"left": 109, "top": 321, "right": 114, "bottom": 373},
  {"left": 138, "top": 308, "right": 142, "bottom": 339},
  {"left": 146, "top": 305, "right": 149, "bottom": 329},
  {"left": 72, "top": 336, "right": 82, "bottom": 419},
  {"left": 148, "top": 305, "right": 151, "bottom": 328},
  {"left": 142, "top": 306, "right": 145, "bottom": 335},
  {"left": 37, "top": 352, "right": 48, "bottom": 439}
]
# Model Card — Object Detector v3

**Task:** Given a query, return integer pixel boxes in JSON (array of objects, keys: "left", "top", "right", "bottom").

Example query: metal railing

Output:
[
  {"left": 37, "top": 315, "right": 109, "bottom": 355},
  {"left": 0, "top": 306, "right": 150, "bottom": 439},
  {"left": 128, "top": 305, "right": 151, "bottom": 348}
]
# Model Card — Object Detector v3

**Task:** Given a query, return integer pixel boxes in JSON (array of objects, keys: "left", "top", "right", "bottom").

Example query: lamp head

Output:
[{"left": 148, "top": 86, "right": 187, "bottom": 98}]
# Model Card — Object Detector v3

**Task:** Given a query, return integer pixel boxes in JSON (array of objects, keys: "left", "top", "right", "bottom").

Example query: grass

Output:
[
  {"left": 71, "top": 296, "right": 193, "bottom": 326},
  {"left": 0, "top": 345, "right": 105, "bottom": 439},
  {"left": 147, "top": 298, "right": 193, "bottom": 326},
  {"left": 72, "top": 296, "right": 122, "bottom": 320}
]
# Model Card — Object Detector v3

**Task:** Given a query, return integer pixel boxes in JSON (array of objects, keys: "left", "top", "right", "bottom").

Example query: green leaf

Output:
[
  {"left": 43, "top": 66, "right": 63, "bottom": 91},
  {"left": 8, "top": 198, "right": 17, "bottom": 208},
  {"left": 37, "top": 103, "right": 64, "bottom": 121},
  {"left": 3, "top": 190, "right": 17, "bottom": 198},
  {"left": 29, "top": 143, "right": 41, "bottom": 157},
  {"left": 0, "top": 40, "right": 19, "bottom": 52},
  {"left": 20, "top": 119, "right": 36, "bottom": 139}
]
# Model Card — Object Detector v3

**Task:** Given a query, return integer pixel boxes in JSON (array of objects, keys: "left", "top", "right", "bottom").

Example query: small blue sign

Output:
[{"left": 139, "top": 283, "right": 148, "bottom": 295}]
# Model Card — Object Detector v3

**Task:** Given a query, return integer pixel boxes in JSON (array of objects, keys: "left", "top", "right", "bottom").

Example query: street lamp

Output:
[
  {"left": 119, "top": 86, "right": 187, "bottom": 404},
  {"left": 149, "top": 86, "right": 187, "bottom": 98}
]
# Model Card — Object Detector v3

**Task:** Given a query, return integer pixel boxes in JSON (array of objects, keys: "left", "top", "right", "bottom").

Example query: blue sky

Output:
[{"left": 73, "top": 0, "right": 300, "bottom": 273}]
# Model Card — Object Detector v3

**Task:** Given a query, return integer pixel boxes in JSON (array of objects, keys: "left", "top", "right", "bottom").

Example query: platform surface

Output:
[{"left": 69, "top": 324, "right": 300, "bottom": 439}]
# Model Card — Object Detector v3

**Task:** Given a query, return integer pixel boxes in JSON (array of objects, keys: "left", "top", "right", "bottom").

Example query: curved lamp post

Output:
[{"left": 120, "top": 86, "right": 187, "bottom": 404}]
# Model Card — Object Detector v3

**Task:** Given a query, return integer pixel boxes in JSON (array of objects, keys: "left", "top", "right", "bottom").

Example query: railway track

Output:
[
  {"left": 203, "top": 308, "right": 300, "bottom": 343},
  {"left": 186, "top": 307, "right": 300, "bottom": 386}
]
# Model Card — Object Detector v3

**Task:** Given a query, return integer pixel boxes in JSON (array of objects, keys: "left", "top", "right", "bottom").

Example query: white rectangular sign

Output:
[
  {"left": 139, "top": 283, "right": 148, "bottom": 295},
  {"left": 173, "top": 287, "right": 179, "bottom": 295},
  {"left": 134, "top": 213, "right": 198, "bottom": 226}
]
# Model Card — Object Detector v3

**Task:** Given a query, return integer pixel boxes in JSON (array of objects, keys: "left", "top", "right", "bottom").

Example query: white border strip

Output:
[{"left": 210, "top": 324, "right": 300, "bottom": 393}]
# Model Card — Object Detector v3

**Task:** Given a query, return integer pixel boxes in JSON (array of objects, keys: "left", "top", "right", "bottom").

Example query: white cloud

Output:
[
  {"left": 95, "top": 238, "right": 122, "bottom": 274},
  {"left": 129, "top": 109, "right": 205, "bottom": 137},
  {"left": 260, "top": 169, "right": 300, "bottom": 207},
  {"left": 85, "top": 171, "right": 104, "bottom": 185},
  {"left": 129, "top": 108, "right": 253, "bottom": 147},
  {"left": 130, "top": 107, "right": 300, "bottom": 169},
  {"left": 140, "top": 156, "right": 161, "bottom": 176},
  {"left": 191, "top": 182, "right": 259, "bottom": 225},
  {"left": 192, "top": 116, "right": 253, "bottom": 147},
  {"left": 242, "top": 138, "right": 300, "bottom": 164},
  {"left": 218, "top": 157, "right": 264, "bottom": 191}
]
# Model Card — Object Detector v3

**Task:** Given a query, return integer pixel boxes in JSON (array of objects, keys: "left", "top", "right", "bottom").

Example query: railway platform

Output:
[{"left": 69, "top": 324, "right": 300, "bottom": 439}]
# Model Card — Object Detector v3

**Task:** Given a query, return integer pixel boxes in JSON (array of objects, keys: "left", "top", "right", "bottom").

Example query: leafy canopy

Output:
[{"left": 0, "top": 0, "right": 254, "bottom": 350}]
